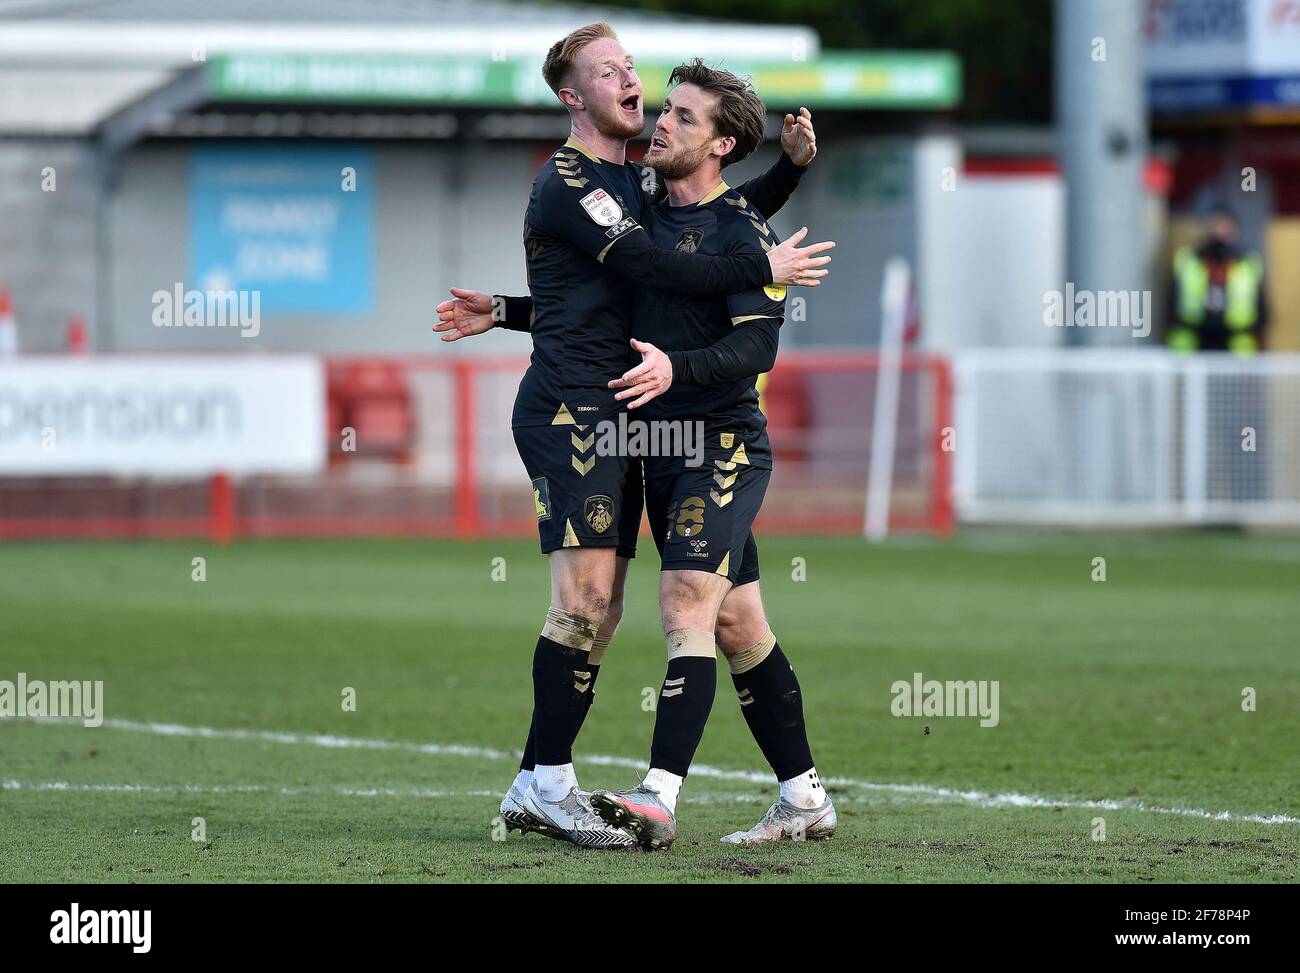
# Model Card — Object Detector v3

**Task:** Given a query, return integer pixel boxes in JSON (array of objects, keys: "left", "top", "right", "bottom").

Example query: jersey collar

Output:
[
  {"left": 696, "top": 180, "right": 730, "bottom": 206},
  {"left": 563, "top": 136, "right": 602, "bottom": 164}
]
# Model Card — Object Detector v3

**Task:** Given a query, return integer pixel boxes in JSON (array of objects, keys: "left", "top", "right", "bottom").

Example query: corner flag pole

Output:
[{"left": 865, "top": 256, "right": 910, "bottom": 542}]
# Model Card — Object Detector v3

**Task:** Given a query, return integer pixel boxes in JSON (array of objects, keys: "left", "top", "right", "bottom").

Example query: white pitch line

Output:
[
  {"left": 15, "top": 716, "right": 1299, "bottom": 826},
  {"left": 0, "top": 780, "right": 1084, "bottom": 811},
  {"left": 0, "top": 779, "right": 497, "bottom": 800}
]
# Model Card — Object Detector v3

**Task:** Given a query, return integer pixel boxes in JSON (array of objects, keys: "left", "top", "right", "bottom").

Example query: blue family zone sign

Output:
[{"left": 188, "top": 145, "right": 374, "bottom": 314}]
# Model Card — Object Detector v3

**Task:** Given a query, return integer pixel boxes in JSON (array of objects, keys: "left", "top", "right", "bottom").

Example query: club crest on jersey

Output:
[
  {"left": 579, "top": 189, "right": 623, "bottom": 227},
  {"left": 676, "top": 228, "right": 703, "bottom": 253},
  {"left": 583, "top": 495, "right": 614, "bottom": 533}
]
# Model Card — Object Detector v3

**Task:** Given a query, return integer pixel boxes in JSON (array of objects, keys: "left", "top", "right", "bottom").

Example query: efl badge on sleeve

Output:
[{"left": 579, "top": 189, "right": 623, "bottom": 227}]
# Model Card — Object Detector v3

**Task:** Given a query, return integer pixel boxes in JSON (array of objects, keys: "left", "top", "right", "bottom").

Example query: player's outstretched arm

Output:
[
  {"left": 433, "top": 289, "right": 533, "bottom": 340},
  {"left": 733, "top": 107, "right": 817, "bottom": 220},
  {"left": 539, "top": 177, "right": 831, "bottom": 295},
  {"left": 599, "top": 222, "right": 831, "bottom": 292}
]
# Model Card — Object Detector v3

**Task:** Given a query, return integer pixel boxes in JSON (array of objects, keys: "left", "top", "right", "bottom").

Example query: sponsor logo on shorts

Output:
[
  {"left": 584, "top": 494, "right": 614, "bottom": 534},
  {"left": 531, "top": 477, "right": 551, "bottom": 521}
]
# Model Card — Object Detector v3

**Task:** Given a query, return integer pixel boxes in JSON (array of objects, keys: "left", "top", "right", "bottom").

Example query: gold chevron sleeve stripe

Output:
[
  {"left": 713, "top": 471, "right": 738, "bottom": 489},
  {"left": 571, "top": 431, "right": 595, "bottom": 452},
  {"left": 710, "top": 489, "right": 734, "bottom": 507},
  {"left": 563, "top": 177, "right": 590, "bottom": 188},
  {"left": 731, "top": 314, "right": 780, "bottom": 326},
  {"left": 571, "top": 455, "right": 595, "bottom": 476}
]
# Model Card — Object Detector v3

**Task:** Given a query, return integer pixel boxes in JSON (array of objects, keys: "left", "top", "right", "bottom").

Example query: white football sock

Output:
[
  {"left": 534, "top": 763, "right": 577, "bottom": 802},
  {"left": 511, "top": 769, "right": 534, "bottom": 794},
  {"left": 644, "top": 768, "right": 683, "bottom": 814},
  {"left": 780, "top": 768, "right": 824, "bottom": 809}
]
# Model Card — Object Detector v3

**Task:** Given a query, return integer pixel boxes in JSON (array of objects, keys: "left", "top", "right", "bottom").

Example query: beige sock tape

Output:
[
  {"left": 727, "top": 628, "right": 776, "bottom": 674},
  {"left": 588, "top": 633, "right": 611, "bottom": 666},
  {"left": 666, "top": 629, "right": 717, "bottom": 660},
  {"left": 542, "top": 607, "right": 599, "bottom": 652}
]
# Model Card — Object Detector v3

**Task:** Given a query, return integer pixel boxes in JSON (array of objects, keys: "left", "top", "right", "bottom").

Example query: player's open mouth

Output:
[
  {"left": 648, "top": 134, "right": 668, "bottom": 152},
  {"left": 620, "top": 95, "right": 640, "bottom": 113}
]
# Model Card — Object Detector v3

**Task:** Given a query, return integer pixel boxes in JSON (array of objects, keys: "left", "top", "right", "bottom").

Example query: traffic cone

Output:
[
  {"left": 0, "top": 288, "right": 16, "bottom": 356},
  {"left": 66, "top": 314, "right": 87, "bottom": 353}
]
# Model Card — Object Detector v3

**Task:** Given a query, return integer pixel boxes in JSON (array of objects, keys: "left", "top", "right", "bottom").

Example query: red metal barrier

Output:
[{"left": 0, "top": 351, "right": 953, "bottom": 540}]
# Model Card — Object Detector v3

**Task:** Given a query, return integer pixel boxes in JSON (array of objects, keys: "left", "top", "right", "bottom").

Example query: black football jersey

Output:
[{"left": 635, "top": 183, "right": 785, "bottom": 468}]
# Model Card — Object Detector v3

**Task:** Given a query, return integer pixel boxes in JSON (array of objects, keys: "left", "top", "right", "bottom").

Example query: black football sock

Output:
[
  {"left": 648, "top": 631, "right": 718, "bottom": 778},
  {"left": 519, "top": 632, "right": 607, "bottom": 773},
  {"left": 730, "top": 633, "right": 815, "bottom": 783},
  {"left": 532, "top": 609, "right": 600, "bottom": 767}
]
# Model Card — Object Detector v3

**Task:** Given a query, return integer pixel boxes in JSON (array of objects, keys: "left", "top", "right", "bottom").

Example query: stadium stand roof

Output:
[{"left": 0, "top": 0, "right": 819, "bottom": 134}]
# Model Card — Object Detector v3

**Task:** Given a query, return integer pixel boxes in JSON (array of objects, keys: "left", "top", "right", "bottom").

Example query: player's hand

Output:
[
  {"left": 768, "top": 227, "right": 834, "bottom": 287},
  {"left": 781, "top": 107, "right": 817, "bottom": 167},
  {"left": 434, "top": 287, "right": 496, "bottom": 341},
  {"left": 609, "top": 338, "right": 672, "bottom": 409}
]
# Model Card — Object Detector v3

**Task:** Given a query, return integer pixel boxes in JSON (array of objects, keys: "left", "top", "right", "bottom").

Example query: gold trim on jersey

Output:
[
  {"left": 563, "top": 137, "right": 602, "bottom": 163},
  {"left": 596, "top": 232, "right": 637, "bottom": 263},
  {"left": 730, "top": 313, "right": 780, "bottom": 327},
  {"left": 723, "top": 194, "right": 775, "bottom": 242},
  {"left": 552, "top": 403, "right": 576, "bottom": 425},
  {"left": 696, "top": 180, "right": 731, "bottom": 206}
]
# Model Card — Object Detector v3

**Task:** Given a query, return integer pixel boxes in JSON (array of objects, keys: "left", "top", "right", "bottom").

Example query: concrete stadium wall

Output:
[{"left": 0, "top": 139, "right": 99, "bottom": 352}]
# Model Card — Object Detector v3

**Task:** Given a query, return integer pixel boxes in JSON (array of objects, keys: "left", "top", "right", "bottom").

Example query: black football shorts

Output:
[
  {"left": 644, "top": 458, "right": 768, "bottom": 585},
  {"left": 513, "top": 425, "right": 642, "bottom": 557}
]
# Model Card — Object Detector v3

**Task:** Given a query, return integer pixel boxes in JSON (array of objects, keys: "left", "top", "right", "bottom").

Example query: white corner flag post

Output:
[{"left": 865, "top": 257, "right": 911, "bottom": 542}]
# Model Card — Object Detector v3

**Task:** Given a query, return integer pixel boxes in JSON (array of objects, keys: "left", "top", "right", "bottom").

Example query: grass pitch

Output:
[{"left": 1, "top": 532, "right": 1297, "bottom": 883}]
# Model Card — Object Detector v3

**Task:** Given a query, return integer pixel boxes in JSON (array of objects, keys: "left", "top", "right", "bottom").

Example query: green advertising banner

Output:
[{"left": 209, "top": 52, "right": 960, "bottom": 110}]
